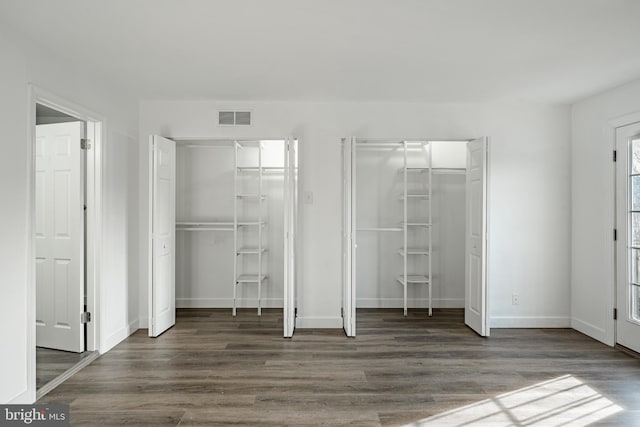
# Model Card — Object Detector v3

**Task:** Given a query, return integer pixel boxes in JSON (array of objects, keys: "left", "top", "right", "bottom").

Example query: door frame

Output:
[
  {"left": 611, "top": 112, "right": 640, "bottom": 349},
  {"left": 26, "top": 85, "right": 104, "bottom": 402},
  {"left": 283, "top": 137, "right": 298, "bottom": 337},
  {"left": 341, "top": 137, "right": 490, "bottom": 336}
]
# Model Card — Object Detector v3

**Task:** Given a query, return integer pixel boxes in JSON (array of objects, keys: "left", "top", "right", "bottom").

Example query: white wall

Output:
[
  {"left": 139, "top": 100, "right": 571, "bottom": 329},
  {"left": 0, "top": 29, "right": 138, "bottom": 403},
  {"left": 571, "top": 77, "right": 640, "bottom": 345},
  {"left": 431, "top": 173, "right": 466, "bottom": 307}
]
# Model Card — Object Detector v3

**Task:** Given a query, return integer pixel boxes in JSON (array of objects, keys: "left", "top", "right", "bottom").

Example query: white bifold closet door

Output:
[
  {"left": 283, "top": 137, "right": 298, "bottom": 337},
  {"left": 35, "top": 122, "right": 85, "bottom": 353},
  {"left": 149, "top": 135, "right": 176, "bottom": 337},
  {"left": 465, "top": 137, "right": 489, "bottom": 337},
  {"left": 342, "top": 137, "right": 356, "bottom": 337}
]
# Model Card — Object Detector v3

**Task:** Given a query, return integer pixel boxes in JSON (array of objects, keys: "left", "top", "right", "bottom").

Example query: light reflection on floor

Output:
[{"left": 404, "top": 375, "right": 623, "bottom": 426}]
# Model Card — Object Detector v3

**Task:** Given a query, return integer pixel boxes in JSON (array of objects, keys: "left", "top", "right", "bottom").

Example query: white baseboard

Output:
[
  {"left": 356, "top": 297, "right": 464, "bottom": 309},
  {"left": 127, "top": 318, "right": 139, "bottom": 336},
  {"left": 101, "top": 318, "right": 140, "bottom": 353},
  {"left": 490, "top": 316, "right": 571, "bottom": 328},
  {"left": 295, "top": 316, "right": 343, "bottom": 329},
  {"left": 8, "top": 388, "right": 33, "bottom": 404},
  {"left": 176, "top": 297, "right": 283, "bottom": 309},
  {"left": 571, "top": 317, "right": 612, "bottom": 345}
]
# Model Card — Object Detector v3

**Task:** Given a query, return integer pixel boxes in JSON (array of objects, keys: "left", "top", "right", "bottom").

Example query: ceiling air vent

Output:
[{"left": 219, "top": 111, "right": 251, "bottom": 126}]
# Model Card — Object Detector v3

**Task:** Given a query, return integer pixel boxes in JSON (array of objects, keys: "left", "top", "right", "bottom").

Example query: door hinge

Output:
[
  {"left": 614, "top": 308, "right": 618, "bottom": 320},
  {"left": 81, "top": 138, "right": 91, "bottom": 150},
  {"left": 81, "top": 311, "right": 91, "bottom": 324},
  {"left": 341, "top": 308, "right": 344, "bottom": 317},
  {"left": 614, "top": 229, "right": 618, "bottom": 241},
  {"left": 613, "top": 150, "right": 617, "bottom": 162},
  {"left": 294, "top": 308, "right": 298, "bottom": 317}
]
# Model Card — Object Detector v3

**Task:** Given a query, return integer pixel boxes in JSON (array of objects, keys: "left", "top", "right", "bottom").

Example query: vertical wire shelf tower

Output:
[
  {"left": 233, "top": 141, "right": 267, "bottom": 316},
  {"left": 397, "top": 141, "right": 432, "bottom": 316}
]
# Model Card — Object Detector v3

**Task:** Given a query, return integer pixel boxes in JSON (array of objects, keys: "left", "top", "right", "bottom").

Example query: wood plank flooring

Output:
[{"left": 38, "top": 308, "right": 640, "bottom": 426}]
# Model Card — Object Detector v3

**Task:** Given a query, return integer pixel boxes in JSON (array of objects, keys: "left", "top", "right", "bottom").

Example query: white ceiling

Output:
[{"left": 2, "top": 0, "right": 640, "bottom": 103}]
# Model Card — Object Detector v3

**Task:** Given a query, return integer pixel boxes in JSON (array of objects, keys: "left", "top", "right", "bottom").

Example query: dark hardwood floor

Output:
[{"left": 38, "top": 308, "right": 640, "bottom": 426}]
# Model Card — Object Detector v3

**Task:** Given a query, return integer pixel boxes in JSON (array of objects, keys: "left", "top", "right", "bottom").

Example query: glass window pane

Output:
[
  {"left": 632, "top": 139, "right": 640, "bottom": 175},
  {"left": 633, "top": 249, "right": 640, "bottom": 285},
  {"left": 632, "top": 283, "right": 640, "bottom": 322},
  {"left": 633, "top": 176, "right": 640, "bottom": 211},
  {"left": 632, "top": 213, "right": 640, "bottom": 247}
]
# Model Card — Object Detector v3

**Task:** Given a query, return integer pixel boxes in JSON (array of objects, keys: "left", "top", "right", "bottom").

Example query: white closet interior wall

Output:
[
  {"left": 356, "top": 141, "right": 467, "bottom": 309},
  {"left": 175, "top": 140, "right": 286, "bottom": 308}
]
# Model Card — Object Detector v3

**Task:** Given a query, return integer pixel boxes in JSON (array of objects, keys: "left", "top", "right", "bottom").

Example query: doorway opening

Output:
[
  {"left": 342, "top": 137, "right": 489, "bottom": 337},
  {"left": 614, "top": 122, "right": 640, "bottom": 354},
  {"left": 28, "top": 87, "right": 102, "bottom": 401}
]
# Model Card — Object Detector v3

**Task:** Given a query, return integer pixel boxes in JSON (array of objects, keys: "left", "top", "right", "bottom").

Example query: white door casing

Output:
[
  {"left": 615, "top": 122, "right": 640, "bottom": 353},
  {"left": 342, "top": 137, "right": 356, "bottom": 337},
  {"left": 35, "top": 122, "right": 85, "bottom": 353},
  {"left": 465, "top": 137, "right": 489, "bottom": 337},
  {"left": 283, "top": 138, "right": 298, "bottom": 337},
  {"left": 149, "top": 135, "right": 176, "bottom": 337}
]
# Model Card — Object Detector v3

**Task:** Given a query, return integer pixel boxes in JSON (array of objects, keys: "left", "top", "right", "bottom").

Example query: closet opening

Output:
[
  {"left": 342, "top": 138, "right": 488, "bottom": 337},
  {"left": 148, "top": 137, "right": 299, "bottom": 338}
]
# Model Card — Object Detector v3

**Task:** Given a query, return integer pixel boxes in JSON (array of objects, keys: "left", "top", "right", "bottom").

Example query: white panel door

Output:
[
  {"left": 283, "top": 138, "right": 298, "bottom": 337},
  {"left": 149, "top": 135, "right": 176, "bottom": 337},
  {"left": 35, "top": 122, "right": 85, "bottom": 353},
  {"left": 615, "top": 122, "right": 640, "bottom": 353},
  {"left": 342, "top": 137, "right": 356, "bottom": 337},
  {"left": 465, "top": 137, "right": 489, "bottom": 337}
]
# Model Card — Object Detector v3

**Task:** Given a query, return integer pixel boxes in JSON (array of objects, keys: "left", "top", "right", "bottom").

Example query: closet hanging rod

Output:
[
  {"left": 357, "top": 227, "right": 403, "bottom": 232},
  {"left": 398, "top": 166, "right": 466, "bottom": 172},
  {"left": 176, "top": 227, "right": 234, "bottom": 232},
  {"left": 401, "top": 222, "right": 432, "bottom": 228},
  {"left": 176, "top": 221, "right": 235, "bottom": 226},
  {"left": 433, "top": 168, "right": 467, "bottom": 175},
  {"left": 237, "top": 166, "right": 285, "bottom": 171}
]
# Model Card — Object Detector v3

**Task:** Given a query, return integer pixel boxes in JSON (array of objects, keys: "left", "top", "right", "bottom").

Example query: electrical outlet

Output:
[{"left": 512, "top": 294, "right": 520, "bottom": 305}]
